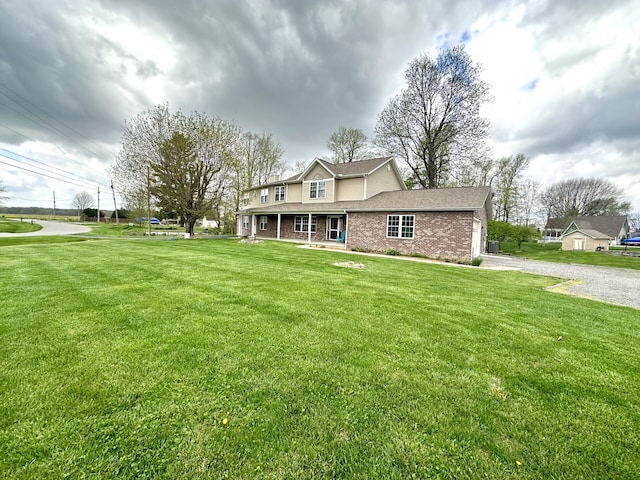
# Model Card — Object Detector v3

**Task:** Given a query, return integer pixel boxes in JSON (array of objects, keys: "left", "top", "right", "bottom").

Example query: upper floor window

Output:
[
  {"left": 260, "top": 188, "right": 268, "bottom": 203},
  {"left": 387, "top": 215, "right": 414, "bottom": 239},
  {"left": 242, "top": 193, "right": 250, "bottom": 206},
  {"left": 275, "top": 186, "right": 285, "bottom": 202},
  {"left": 309, "top": 181, "right": 326, "bottom": 199}
]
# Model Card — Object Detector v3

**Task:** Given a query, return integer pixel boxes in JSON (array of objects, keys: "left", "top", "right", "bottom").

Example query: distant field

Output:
[{"left": 1, "top": 238, "right": 638, "bottom": 479}]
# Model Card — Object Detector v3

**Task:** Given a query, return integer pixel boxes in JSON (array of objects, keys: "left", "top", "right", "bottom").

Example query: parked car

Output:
[
  {"left": 621, "top": 237, "right": 640, "bottom": 246},
  {"left": 135, "top": 217, "right": 161, "bottom": 225}
]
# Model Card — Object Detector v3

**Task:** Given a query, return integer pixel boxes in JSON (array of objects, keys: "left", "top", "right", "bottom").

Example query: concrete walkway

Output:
[
  {"left": 0, "top": 219, "right": 91, "bottom": 237},
  {"left": 480, "top": 254, "right": 640, "bottom": 310}
]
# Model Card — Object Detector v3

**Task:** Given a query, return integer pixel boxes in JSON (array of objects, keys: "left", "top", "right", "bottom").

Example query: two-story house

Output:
[{"left": 237, "top": 157, "right": 492, "bottom": 262}]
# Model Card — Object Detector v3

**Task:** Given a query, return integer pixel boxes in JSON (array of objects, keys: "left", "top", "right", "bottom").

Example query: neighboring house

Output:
[
  {"left": 546, "top": 216, "right": 629, "bottom": 244},
  {"left": 236, "top": 157, "right": 492, "bottom": 262},
  {"left": 561, "top": 224, "right": 610, "bottom": 251}
]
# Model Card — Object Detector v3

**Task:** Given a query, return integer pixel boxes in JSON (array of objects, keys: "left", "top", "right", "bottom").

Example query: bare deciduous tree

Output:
[
  {"left": 540, "top": 178, "right": 630, "bottom": 220},
  {"left": 72, "top": 190, "right": 94, "bottom": 217},
  {"left": 374, "top": 45, "right": 492, "bottom": 188},
  {"left": 327, "top": 127, "right": 369, "bottom": 163}
]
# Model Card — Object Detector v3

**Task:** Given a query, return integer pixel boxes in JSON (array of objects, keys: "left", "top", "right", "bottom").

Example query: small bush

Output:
[
  {"left": 386, "top": 249, "right": 401, "bottom": 256},
  {"left": 471, "top": 257, "right": 483, "bottom": 267}
]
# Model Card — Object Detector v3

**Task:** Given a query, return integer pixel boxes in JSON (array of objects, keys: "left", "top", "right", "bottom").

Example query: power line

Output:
[
  {"left": 0, "top": 156, "right": 99, "bottom": 190},
  {"left": 0, "top": 80, "right": 118, "bottom": 160},
  {"left": 0, "top": 147, "right": 108, "bottom": 189}
]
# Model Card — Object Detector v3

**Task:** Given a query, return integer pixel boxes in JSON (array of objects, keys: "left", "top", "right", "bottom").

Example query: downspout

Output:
[{"left": 307, "top": 212, "right": 312, "bottom": 244}]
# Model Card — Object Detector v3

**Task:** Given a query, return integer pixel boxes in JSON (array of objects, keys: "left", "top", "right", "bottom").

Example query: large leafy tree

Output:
[
  {"left": 374, "top": 45, "right": 491, "bottom": 188},
  {"left": 327, "top": 126, "right": 369, "bottom": 163},
  {"left": 111, "top": 104, "right": 239, "bottom": 236},
  {"left": 540, "top": 178, "right": 630, "bottom": 220},
  {"left": 492, "top": 154, "right": 529, "bottom": 222}
]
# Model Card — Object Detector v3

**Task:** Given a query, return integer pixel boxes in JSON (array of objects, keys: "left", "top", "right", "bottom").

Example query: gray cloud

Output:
[{"left": 0, "top": 0, "right": 639, "bottom": 212}]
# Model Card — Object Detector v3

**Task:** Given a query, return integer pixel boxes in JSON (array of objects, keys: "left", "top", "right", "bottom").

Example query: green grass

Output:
[
  {"left": 1, "top": 239, "right": 639, "bottom": 479},
  {"left": 0, "top": 220, "right": 42, "bottom": 233},
  {"left": 500, "top": 241, "right": 640, "bottom": 270}
]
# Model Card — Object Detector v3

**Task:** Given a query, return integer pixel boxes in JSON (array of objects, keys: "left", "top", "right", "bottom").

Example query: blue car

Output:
[{"left": 621, "top": 237, "right": 640, "bottom": 246}]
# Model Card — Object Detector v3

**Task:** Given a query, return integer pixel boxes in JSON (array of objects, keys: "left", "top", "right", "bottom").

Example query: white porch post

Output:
[
  {"left": 251, "top": 215, "right": 257, "bottom": 237},
  {"left": 277, "top": 213, "right": 281, "bottom": 240},
  {"left": 307, "top": 213, "right": 312, "bottom": 243}
]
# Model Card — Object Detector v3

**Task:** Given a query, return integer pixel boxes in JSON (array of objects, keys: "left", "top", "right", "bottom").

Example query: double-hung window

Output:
[
  {"left": 274, "top": 186, "right": 285, "bottom": 202},
  {"left": 242, "top": 216, "right": 249, "bottom": 230},
  {"left": 387, "top": 215, "right": 414, "bottom": 239},
  {"left": 294, "top": 215, "right": 317, "bottom": 233},
  {"left": 260, "top": 188, "right": 268, "bottom": 204},
  {"left": 242, "top": 193, "right": 250, "bottom": 206},
  {"left": 259, "top": 216, "right": 267, "bottom": 230},
  {"left": 309, "top": 181, "right": 326, "bottom": 199}
]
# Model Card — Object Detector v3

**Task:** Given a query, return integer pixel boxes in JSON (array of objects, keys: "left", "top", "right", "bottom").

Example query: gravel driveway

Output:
[{"left": 481, "top": 254, "right": 640, "bottom": 310}]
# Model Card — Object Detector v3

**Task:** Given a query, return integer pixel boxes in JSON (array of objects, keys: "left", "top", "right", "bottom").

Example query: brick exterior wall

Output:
[
  {"left": 347, "top": 211, "right": 475, "bottom": 261},
  {"left": 239, "top": 214, "right": 328, "bottom": 242}
]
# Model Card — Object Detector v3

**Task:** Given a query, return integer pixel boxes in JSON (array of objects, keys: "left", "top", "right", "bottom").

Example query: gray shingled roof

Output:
[
  {"left": 565, "top": 228, "right": 610, "bottom": 239},
  {"left": 317, "top": 157, "right": 392, "bottom": 176},
  {"left": 245, "top": 186, "right": 491, "bottom": 215},
  {"left": 551, "top": 216, "right": 628, "bottom": 237}
]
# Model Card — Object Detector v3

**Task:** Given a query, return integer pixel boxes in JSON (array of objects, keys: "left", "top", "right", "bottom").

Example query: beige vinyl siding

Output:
[
  {"left": 366, "top": 162, "right": 404, "bottom": 198},
  {"left": 286, "top": 183, "right": 302, "bottom": 202},
  {"left": 562, "top": 232, "right": 609, "bottom": 251},
  {"left": 302, "top": 179, "right": 335, "bottom": 203},
  {"left": 336, "top": 177, "right": 365, "bottom": 201},
  {"left": 304, "top": 163, "right": 333, "bottom": 181}
]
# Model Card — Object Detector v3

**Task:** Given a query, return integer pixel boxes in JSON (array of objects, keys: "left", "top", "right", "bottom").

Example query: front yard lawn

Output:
[{"left": 1, "top": 239, "right": 639, "bottom": 479}]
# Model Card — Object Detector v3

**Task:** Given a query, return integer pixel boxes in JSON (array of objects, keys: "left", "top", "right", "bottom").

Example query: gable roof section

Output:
[
  {"left": 556, "top": 216, "right": 628, "bottom": 237},
  {"left": 246, "top": 186, "right": 492, "bottom": 215},
  {"left": 317, "top": 157, "right": 392, "bottom": 177},
  {"left": 563, "top": 226, "right": 610, "bottom": 239}
]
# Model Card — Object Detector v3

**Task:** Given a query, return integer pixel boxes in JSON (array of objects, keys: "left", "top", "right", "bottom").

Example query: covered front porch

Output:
[{"left": 240, "top": 212, "right": 348, "bottom": 247}]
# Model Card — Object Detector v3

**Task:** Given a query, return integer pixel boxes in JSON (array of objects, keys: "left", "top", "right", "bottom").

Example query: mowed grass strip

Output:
[
  {"left": 0, "top": 239, "right": 639, "bottom": 479},
  {"left": 500, "top": 241, "right": 640, "bottom": 270},
  {"left": 0, "top": 220, "right": 42, "bottom": 234}
]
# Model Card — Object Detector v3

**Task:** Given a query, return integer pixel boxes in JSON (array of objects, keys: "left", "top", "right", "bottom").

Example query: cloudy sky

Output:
[{"left": 1, "top": 0, "right": 638, "bottom": 215}]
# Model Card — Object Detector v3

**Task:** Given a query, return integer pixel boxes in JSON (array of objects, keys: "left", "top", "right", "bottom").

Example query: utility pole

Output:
[
  {"left": 110, "top": 180, "right": 118, "bottom": 224},
  {"left": 52, "top": 191, "right": 56, "bottom": 219},
  {"left": 97, "top": 186, "right": 100, "bottom": 223}
]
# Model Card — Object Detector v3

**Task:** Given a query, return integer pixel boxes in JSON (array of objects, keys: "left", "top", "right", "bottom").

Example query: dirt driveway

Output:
[{"left": 481, "top": 254, "right": 640, "bottom": 310}]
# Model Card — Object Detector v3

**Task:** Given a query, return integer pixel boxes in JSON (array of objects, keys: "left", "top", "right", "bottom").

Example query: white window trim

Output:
[
  {"left": 260, "top": 188, "right": 269, "bottom": 204},
  {"left": 386, "top": 214, "right": 415, "bottom": 239},
  {"left": 275, "top": 186, "right": 285, "bottom": 202},
  {"left": 294, "top": 215, "right": 317, "bottom": 233},
  {"left": 242, "top": 215, "right": 249, "bottom": 230},
  {"left": 259, "top": 216, "right": 267, "bottom": 230},
  {"left": 308, "top": 180, "right": 326, "bottom": 199}
]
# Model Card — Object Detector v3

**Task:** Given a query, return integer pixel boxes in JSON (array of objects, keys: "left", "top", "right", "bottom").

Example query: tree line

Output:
[{"left": 108, "top": 46, "right": 631, "bottom": 236}]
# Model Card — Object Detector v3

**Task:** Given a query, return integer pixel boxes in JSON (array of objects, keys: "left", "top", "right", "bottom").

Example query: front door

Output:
[{"left": 327, "top": 216, "right": 342, "bottom": 240}]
